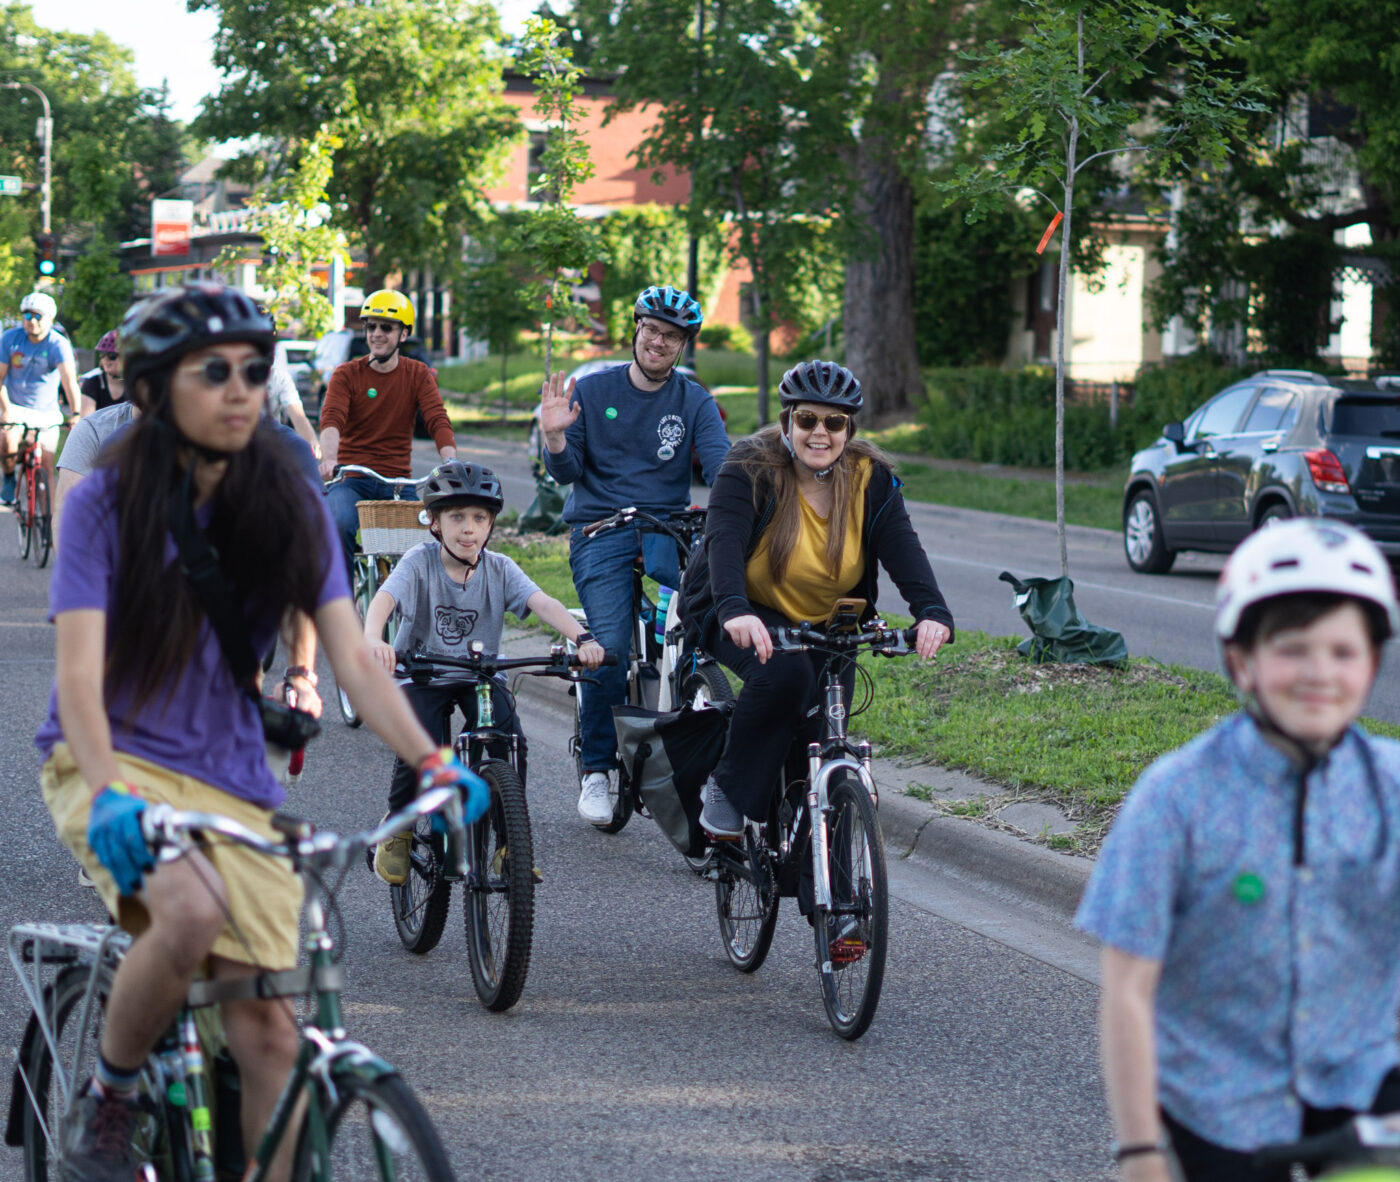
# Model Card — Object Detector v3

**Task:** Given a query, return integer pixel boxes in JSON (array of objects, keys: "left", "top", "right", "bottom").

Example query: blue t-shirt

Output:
[
  {"left": 2, "top": 326, "right": 74, "bottom": 414},
  {"left": 543, "top": 363, "right": 730, "bottom": 523},
  {"left": 36, "top": 465, "right": 350, "bottom": 809},
  {"left": 1076, "top": 713, "right": 1400, "bottom": 1150}
]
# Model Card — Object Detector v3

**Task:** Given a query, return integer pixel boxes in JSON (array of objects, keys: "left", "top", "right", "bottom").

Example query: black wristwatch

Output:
[
  {"left": 575, "top": 631, "right": 595, "bottom": 646},
  {"left": 284, "top": 666, "right": 318, "bottom": 687}
]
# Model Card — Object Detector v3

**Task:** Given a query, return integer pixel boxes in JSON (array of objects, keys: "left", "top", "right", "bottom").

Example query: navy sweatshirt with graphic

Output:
[{"left": 543, "top": 363, "right": 731, "bottom": 523}]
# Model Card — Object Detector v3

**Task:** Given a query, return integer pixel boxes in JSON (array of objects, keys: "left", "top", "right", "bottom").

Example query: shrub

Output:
[{"left": 698, "top": 321, "right": 754, "bottom": 354}]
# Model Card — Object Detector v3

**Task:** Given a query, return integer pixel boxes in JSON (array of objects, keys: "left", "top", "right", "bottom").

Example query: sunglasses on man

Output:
[
  {"left": 790, "top": 409, "right": 851, "bottom": 434},
  {"left": 20, "top": 311, "right": 44, "bottom": 321}
]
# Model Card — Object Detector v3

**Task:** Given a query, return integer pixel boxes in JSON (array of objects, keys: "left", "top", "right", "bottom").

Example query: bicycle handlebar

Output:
[
  {"left": 768, "top": 621, "right": 917, "bottom": 655},
  {"left": 139, "top": 786, "right": 467, "bottom": 878},
  {"left": 581, "top": 506, "right": 708, "bottom": 549},
  {"left": 324, "top": 464, "right": 423, "bottom": 490},
  {"left": 1252, "top": 1114, "right": 1400, "bottom": 1172},
  {"left": 398, "top": 647, "right": 618, "bottom": 681}
]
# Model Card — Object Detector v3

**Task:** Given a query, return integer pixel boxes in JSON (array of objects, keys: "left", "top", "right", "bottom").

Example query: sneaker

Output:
[
  {"left": 59, "top": 1080, "right": 141, "bottom": 1182},
  {"left": 373, "top": 830, "right": 413, "bottom": 885},
  {"left": 699, "top": 776, "right": 744, "bottom": 839},
  {"left": 0, "top": 473, "right": 13, "bottom": 506},
  {"left": 825, "top": 912, "right": 868, "bottom": 966},
  {"left": 491, "top": 845, "right": 544, "bottom": 885},
  {"left": 577, "top": 772, "right": 615, "bottom": 825}
]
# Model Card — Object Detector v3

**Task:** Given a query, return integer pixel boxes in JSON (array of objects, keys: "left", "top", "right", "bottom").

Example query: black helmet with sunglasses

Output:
[
  {"left": 778, "top": 360, "right": 863, "bottom": 413},
  {"left": 121, "top": 284, "right": 274, "bottom": 407}
]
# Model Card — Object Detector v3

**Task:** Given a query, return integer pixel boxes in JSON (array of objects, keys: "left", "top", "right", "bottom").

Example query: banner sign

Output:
[{"left": 151, "top": 199, "right": 195, "bottom": 257}]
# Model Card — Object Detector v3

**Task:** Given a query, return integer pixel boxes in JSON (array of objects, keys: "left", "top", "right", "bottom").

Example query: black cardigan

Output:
[{"left": 680, "top": 445, "right": 955, "bottom": 649}]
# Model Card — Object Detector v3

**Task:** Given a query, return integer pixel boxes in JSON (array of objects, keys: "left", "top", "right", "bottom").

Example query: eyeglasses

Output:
[
  {"left": 98, "top": 352, "right": 119, "bottom": 362},
  {"left": 637, "top": 322, "right": 686, "bottom": 348},
  {"left": 791, "top": 409, "right": 851, "bottom": 434},
  {"left": 176, "top": 356, "right": 271, "bottom": 388},
  {"left": 363, "top": 319, "right": 402, "bottom": 336},
  {"left": 20, "top": 311, "right": 43, "bottom": 321}
]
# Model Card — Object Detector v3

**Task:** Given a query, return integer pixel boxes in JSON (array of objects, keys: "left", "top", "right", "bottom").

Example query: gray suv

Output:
[{"left": 1122, "top": 369, "right": 1400, "bottom": 573}]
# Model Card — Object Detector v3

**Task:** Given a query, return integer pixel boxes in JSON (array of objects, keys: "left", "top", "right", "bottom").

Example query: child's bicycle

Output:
[
  {"left": 5, "top": 787, "right": 469, "bottom": 1182},
  {"left": 568, "top": 506, "right": 732, "bottom": 838},
  {"left": 701, "top": 614, "right": 914, "bottom": 1041},
  {"left": 378, "top": 643, "right": 611, "bottom": 1012},
  {"left": 1253, "top": 1113, "right": 1400, "bottom": 1179},
  {"left": 1, "top": 424, "right": 52, "bottom": 567},
  {"left": 323, "top": 464, "right": 425, "bottom": 727}
]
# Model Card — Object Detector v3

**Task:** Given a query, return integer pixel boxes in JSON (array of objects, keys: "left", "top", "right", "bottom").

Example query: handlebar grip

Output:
[{"left": 600, "top": 652, "right": 620, "bottom": 667}]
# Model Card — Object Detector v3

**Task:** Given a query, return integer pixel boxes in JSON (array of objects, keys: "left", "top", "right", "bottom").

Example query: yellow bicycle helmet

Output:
[{"left": 360, "top": 289, "right": 415, "bottom": 331}]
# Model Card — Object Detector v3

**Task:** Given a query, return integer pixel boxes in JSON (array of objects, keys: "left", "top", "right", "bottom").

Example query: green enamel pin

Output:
[
  {"left": 1232, "top": 872, "right": 1264, "bottom": 905},
  {"left": 605, "top": 406, "right": 618, "bottom": 419},
  {"left": 367, "top": 387, "right": 378, "bottom": 399}
]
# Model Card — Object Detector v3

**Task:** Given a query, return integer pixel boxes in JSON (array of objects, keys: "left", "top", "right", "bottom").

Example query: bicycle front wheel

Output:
[
  {"left": 390, "top": 817, "right": 451, "bottom": 954},
  {"left": 463, "top": 762, "right": 535, "bottom": 1011},
  {"left": 14, "top": 466, "right": 31, "bottom": 560},
  {"left": 296, "top": 1072, "right": 455, "bottom": 1182},
  {"left": 31, "top": 467, "right": 51, "bottom": 568},
  {"left": 813, "top": 772, "right": 888, "bottom": 1040},
  {"left": 336, "top": 561, "right": 373, "bottom": 727}
]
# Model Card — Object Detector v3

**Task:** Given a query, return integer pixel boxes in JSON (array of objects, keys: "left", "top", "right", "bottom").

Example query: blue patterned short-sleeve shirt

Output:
[{"left": 1076, "top": 713, "right": 1400, "bottom": 1151}]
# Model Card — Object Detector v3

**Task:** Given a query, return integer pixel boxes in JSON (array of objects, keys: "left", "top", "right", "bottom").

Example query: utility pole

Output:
[{"left": 1, "top": 81, "right": 52, "bottom": 235}]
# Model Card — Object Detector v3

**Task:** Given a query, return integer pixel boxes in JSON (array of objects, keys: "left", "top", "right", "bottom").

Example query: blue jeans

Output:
[
  {"left": 327, "top": 475, "right": 397, "bottom": 577},
  {"left": 570, "top": 524, "right": 682, "bottom": 772}
]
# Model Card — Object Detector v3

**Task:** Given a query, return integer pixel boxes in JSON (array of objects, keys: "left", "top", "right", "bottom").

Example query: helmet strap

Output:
[
  {"left": 430, "top": 521, "right": 491, "bottom": 577},
  {"left": 780, "top": 423, "right": 837, "bottom": 481}
]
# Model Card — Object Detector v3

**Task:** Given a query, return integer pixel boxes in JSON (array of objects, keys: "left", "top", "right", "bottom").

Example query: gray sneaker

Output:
[
  {"left": 700, "top": 777, "right": 744, "bottom": 839},
  {"left": 60, "top": 1081, "right": 141, "bottom": 1182}
]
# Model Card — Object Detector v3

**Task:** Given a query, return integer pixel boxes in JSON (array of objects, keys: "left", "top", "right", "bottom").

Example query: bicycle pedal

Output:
[{"left": 829, "top": 938, "right": 869, "bottom": 966}]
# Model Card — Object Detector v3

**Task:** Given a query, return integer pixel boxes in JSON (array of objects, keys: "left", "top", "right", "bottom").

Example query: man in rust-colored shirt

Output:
[{"left": 318, "top": 289, "right": 457, "bottom": 569}]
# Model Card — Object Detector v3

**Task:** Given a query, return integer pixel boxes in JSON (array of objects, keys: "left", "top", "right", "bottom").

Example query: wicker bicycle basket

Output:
[{"left": 357, "top": 499, "right": 427, "bottom": 556}]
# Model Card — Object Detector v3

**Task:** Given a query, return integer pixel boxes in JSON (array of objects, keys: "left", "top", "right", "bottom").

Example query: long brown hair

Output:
[
  {"left": 736, "top": 415, "right": 892, "bottom": 582},
  {"left": 101, "top": 374, "right": 330, "bottom": 713}
]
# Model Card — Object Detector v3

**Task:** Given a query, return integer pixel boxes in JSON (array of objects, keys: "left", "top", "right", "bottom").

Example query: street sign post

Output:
[{"left": 0, "top": 175, "right": 22, "bottom": 196}]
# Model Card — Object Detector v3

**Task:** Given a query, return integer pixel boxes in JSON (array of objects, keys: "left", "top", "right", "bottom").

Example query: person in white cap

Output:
[
  {"left": 1077, "top": 519, "right": 1400, "bottom": 1182},
  {"left": 0, "top": 290, "right": 81, "bottom": 503}
]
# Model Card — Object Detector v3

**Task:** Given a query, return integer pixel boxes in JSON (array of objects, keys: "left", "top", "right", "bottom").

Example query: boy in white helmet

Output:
[{"left": 1077, "top": 519, "right": 1400, "bottom": 1182}]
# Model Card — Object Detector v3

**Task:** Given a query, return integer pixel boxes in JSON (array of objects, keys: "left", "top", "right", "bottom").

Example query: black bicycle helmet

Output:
[
  {"left": 633, "top": 285, "right": 704, "bottom": 336},
  {"left": 420, "top": 461, "right": 505, "bottom": 514},
  {"left": 778, "top": 360, "right": 863, "bottom": 412},
  {"left": 120, "top": 284, "right": 274, "bottom": 404}
]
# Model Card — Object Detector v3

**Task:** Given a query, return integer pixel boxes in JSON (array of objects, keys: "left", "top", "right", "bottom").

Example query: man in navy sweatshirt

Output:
[{"left": 540, "top": 285, "right": 730, "bottom": 826}]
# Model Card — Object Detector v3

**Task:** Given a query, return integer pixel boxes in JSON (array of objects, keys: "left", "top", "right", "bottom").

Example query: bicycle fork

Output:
[{"left": 805, "top": 744, "right": 878, "bottom": 912}]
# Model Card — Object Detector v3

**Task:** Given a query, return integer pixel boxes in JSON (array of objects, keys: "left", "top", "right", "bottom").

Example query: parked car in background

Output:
[
  {"left": 527, "top": 360, "right": 727, "bottom": 477},
  {"left": 307, "top": 328, "right": 438, "bottom": 429},
  {"left": 1122, "top": 369, "right": 1400, "bottom": 573},
  {"left": 274, "top": 340, "right": 318, "bottom": 402}
]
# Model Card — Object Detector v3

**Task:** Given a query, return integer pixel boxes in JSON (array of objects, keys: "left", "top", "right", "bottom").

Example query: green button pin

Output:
[
  {"left": 367, "top": 387, "right": 378, "bottom": 399},
  {"left": 1233, "top": 872, "right": 1264, "bottom": 905},
  {"left": 605, "top": 406, "right": 618, "bottom": 419}
]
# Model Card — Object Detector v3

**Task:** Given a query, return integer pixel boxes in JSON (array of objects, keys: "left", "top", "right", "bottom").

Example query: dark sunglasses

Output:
[
  {"left": 791, "top": 409, "right": 851, "bottom": 434},
  {"left": 98, "top": 352, "right": 119, "bottom": 362},
  {"left": 363, "top": 319, "right": 402, "bottom": 335},
  {"left": 176, "top": 356, "right": 271, "bottom": 388},
  {"left": 20, "top": 311, "right": 43, "bottom": 321}
]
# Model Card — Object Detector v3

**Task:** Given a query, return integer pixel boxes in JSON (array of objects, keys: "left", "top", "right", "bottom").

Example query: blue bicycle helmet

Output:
[
  {"left": 778, "top": 360, "right": 863, "bottom": 412},
  {"left": 633, "top": 285, "right": 704, "bottom": 336}
]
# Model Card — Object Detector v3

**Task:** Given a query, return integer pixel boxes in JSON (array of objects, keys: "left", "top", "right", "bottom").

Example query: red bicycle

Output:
[{"left": 1, "top": 424, "right": 52, "bottom": 567}]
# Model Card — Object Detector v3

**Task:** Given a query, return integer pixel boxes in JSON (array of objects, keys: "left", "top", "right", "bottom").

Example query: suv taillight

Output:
[{"left": 1304, "top": 448, "right": 1350, "bottom": 494}]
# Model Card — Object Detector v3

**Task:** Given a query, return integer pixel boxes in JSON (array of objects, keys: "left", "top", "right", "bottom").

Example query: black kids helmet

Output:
[
  {"left": 633, "top": 285, "right": 704, "bottom": 337},
  {"left": 778, "top": 360, "right": 863, "bottom": 412},
  {"left": 419, "top": 461, "right": 505, "bottom": 514},
  {"left": 120, "top": 284, "right": 274, "bottom": 408}
]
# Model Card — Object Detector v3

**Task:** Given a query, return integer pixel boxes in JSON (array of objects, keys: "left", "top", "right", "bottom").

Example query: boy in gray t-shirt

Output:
[{"left": 363, "top": 461, "right": 604, "bottom": 884}]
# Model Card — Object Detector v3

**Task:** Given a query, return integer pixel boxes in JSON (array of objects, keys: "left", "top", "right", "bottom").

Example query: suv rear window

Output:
[{"left": 1331, "top": 397, "right": 1400, "bottom": 437}]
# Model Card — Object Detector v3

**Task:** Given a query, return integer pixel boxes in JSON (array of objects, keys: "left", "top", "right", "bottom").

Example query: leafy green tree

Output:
[
  {"left": 192, "top": 0, "right": 519, "bottom": 289},
  {"left": 216, "top": 128, "right": 348, "bottom": 339},
  {"left": 56, "top": 133, "right": 132, "bottom": 345},
  {"left": 946, "top": 0, "right": 1258, "bottom": 575},
  {"left": 453, "top": 209, "right": 540, "bottom": 411},
  {"left": 595, "top": 205, "right": 725, "bottom": 343}
]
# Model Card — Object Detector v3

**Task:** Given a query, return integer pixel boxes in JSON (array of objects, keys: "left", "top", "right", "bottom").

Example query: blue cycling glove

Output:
[
  {"left": 87, "top": 783, "right": 154, "bottom": 896},
  {"left": 417, "top": 749, "right": 491, "bottom": 830}
]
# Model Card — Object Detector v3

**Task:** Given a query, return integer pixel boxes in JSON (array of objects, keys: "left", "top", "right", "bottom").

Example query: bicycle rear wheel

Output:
[
  {"left": 336, "top": 560, "right": 373, "bottom": 727},
  {"left": 463, "top": 762, "right": 535, "bottom": 1011},
  {"left": 31, "top": 468, "right": 51, "bottom": 568},
  {"left": 390, "top": 816, "right": 451, "bottom": 955},
  {"left": 295, "top": 1072, "right": 455, "bottom": 1181},
  {"left": 715, "top": 825, "right": 779, "bottom": 972},
  {"left": 677, "top": 661, "right": 734, "bottom": 710},
  {"left": 813, "top": 772, "right": 888, "bottom": 1040},
  {"left": 14, "top": 466, "right": 31, "bottom": 560}
]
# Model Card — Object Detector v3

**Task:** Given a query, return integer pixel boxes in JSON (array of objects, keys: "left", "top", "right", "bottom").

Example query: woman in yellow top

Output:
[{"left": 679, "top": 360, "right": 954, "bottom": 839}]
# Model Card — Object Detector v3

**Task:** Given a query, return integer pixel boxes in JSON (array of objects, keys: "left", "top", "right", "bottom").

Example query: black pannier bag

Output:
[{"left": 611, "top": 701, "right": 734, "bottom": 857}]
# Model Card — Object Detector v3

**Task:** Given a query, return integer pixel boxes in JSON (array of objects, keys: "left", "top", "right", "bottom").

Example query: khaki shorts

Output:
[{"left": 41, "top": 743, "right": 303, "bottom": 969}]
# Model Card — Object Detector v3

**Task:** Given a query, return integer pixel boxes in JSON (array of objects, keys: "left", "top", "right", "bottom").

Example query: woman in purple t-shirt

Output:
[{"left": 39, "top": 284, "right": 488, "bottom": 1181}]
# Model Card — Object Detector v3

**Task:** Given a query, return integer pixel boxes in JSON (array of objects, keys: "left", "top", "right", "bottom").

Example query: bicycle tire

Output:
[
  {"left": 390, "top": 816, "right": 451, "bottom": 955},
  {"left": 32, "top": 468, "right": 51, "bottom": 568},
  {"left": 463, "top": 762, "right": 535, "bottom": 1011},
  {"left": 715, "top": 825, "right": 779, "bottom": 972},
  {"left": 294, "top": 1071, "right": 455, "bottom": 1182},
  {"left": 336, "top": 562, "right": 372, "bottom": 728},
  {"left": 813, "top": 772, "right": 888, "bottom": 1040},
  {"left": 15, "top": 466, "right": 31, "bottom": 560},
  {"left": 677, "top": 661, "right": 734, "bottom": 710}
]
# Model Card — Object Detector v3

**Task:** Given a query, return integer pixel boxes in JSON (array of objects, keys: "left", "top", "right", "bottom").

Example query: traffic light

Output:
[{"left": 35, "top": 233, "right": 56, "bottom": 278}]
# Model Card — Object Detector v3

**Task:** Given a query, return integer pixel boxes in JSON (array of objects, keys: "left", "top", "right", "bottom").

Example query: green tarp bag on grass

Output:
[
  {"left": 998, "top": 570, "right": 1128, "bottom": 668},
  {"left": 518, "top": 467, "right": 568, "bottom": 535}
]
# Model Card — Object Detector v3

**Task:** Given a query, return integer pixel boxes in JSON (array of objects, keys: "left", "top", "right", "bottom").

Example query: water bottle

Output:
[{"left": 654, "top": 586, "right": 674, "bottom": 646}]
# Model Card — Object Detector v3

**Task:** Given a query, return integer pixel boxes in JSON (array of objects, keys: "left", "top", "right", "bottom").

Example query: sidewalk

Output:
[{"left": 499, "top": 624, "right": 1094, "bottom": 925}]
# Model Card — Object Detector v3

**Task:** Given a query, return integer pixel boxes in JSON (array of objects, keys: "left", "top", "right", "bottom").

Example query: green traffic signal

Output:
[{"left": 34, "top": 232, "right": 56, "bottom": 278}]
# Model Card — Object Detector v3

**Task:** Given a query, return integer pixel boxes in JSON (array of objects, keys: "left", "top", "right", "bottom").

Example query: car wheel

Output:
[
  {"left": 1256, "top": 503, "right": 1292, "bottom": 530},
  {"left": 1123, "top": 490, "right": 1176, "bottom": 574}
]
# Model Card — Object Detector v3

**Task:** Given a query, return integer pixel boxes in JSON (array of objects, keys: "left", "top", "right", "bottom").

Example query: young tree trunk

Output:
[
  {"left": 753, "top": 283, "right": 771, "bottom": 427},
  {"left": 843, "top": 136, "right": 924, "bottom": 421}
]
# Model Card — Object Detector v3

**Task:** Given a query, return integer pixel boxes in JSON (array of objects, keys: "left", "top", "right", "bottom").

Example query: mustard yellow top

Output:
[{"left": 745, "top": 457, "right": 873, "bottom": 623}]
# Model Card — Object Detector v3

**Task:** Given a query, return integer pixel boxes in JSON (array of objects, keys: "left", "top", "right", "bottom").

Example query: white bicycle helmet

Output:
[
  {"left": 20, "top": 291, "right": 56, "bottom": 319},
  {"left": 1215, "top": 519, "right": 1398, "bottom": 656}
]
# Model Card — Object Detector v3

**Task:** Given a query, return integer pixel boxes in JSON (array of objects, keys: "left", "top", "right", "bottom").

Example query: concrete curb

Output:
[{"left": 501, "top": 627, "right": 1095, "bottom": 925}]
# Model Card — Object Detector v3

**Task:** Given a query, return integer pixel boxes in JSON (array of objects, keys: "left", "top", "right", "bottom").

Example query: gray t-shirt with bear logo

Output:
[{"left": 380, "top": 540, "right": 540, "bottom": 663}]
